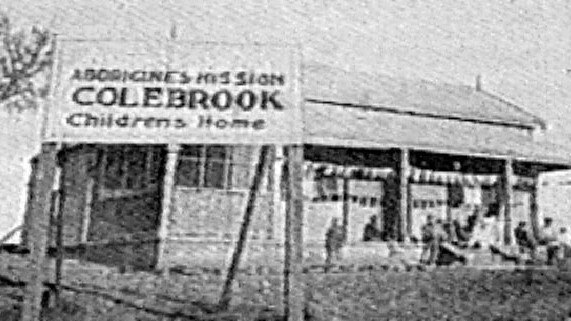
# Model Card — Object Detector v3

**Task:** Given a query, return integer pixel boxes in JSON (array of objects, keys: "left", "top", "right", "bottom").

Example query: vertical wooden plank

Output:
[
  {"left": 267, "top": 145, "right": 283, "bottom": 240},
  {"left": 446, "top": 184, "right": 453, "bottom": 223},
  {"left": 21, "top": 143, "right": 58, "bottom": 321},
  {"left": 406, "top": 181, "right": 413, "bottom": 238},
  {"left": 219, "top": 145, "right": 270, "bottom": 310},
  {"left": 155, "top": 144, "right": 180, "bottom": 271},
  {"left": 54, "top": 147, "right": 67, "bottom": 303},
  {"left": 381, "top": 175, "right": 398, "bottom": 240},
  {"left": 198, "top": 145, "right": 207, "bottom": 188},
  {"left": 530, "top": 174, "right": 540, "bottom": 239},
  {"left": 54, "top": 147, "right": 66, "bottom": 304},
  {"left": 502, "top": 159, "right": 514, "bottom": 245},
  {"left": 266, "top": 146, "right": 276, "bottom": 240},
  {"left": 97, "top": 146, "right": 108, "bottom": 196},
  {"left": 120, "top": 146, "right": 130, "bottom": 189},
  {"left": 80, "top": 178, "right": 94, "bottom": 244},
  {"left": 342, "top": 178, "right": 350, "bottom": 240},
  {"left": 283, "top": 145, "right": 304, "bottom": 321},
  {"left": 398, "top": 149, "right": 410, "bottom": 242},
  {"left": 378, "top": 181, "right": 385, "bottom": 236},
  {"left": 223, "top": 146, "right": 232, "bottom": 190},
  {"left": 22, "top": 157, "right": 39, "bottom": 248},
  {"left": 144, "top": 145, "right": 154, "bottom": 187}
]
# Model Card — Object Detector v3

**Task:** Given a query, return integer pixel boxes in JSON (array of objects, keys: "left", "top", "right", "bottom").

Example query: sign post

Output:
[
  {"left": 283, "top": 145, "right": 305, "bottom": 321},
  {"left": 20, "top": 144, "right": 59, "bottom": 321},
  {"left": 219, "top": 145, "right": 270, "bottom": 310}
]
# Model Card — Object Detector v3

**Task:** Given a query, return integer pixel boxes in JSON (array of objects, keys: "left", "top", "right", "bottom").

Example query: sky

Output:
[{"left": 1, "top": 0, "right": 571, "bottom": 239}]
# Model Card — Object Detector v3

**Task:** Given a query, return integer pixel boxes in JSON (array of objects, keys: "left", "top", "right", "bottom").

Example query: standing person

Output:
[
  {"left": 559, "top": 227, "right": 571, "bottom": 259},
  {"left": 514, "top": 221, "right": 538, "bottom": 260},
  {"left": 325, "top": 218, "right": 345, "bottom": 266},
  {"left": 420, "top": 216, "right": 446, "bottom": 265},
  {"left": 538, "top": 217, "right": 558, "bottom": 244},
  {"left": 556, "top": 227, "right": 571, "bottom": 261},
  {"left": 419, "top": 215, "right": 435, "bottom": 264}
]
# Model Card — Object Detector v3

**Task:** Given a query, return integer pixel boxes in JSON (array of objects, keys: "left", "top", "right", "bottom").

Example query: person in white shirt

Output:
[
  {"left": 539, "top": 218, "right": 559, "bottom": 265},
  {"left": 558, "top": 227, "right": 571, "bottom": 260},
  {"left": 539, "top": 218, "right": 558, "bottom": 244}
]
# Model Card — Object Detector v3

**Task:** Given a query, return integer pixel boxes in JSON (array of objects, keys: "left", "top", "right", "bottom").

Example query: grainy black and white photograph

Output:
[{"left": 1, "top": 1, "right": 571, "bottom": 320}]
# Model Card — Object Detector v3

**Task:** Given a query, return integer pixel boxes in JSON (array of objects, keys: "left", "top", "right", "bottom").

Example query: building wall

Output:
[
  {"left": 168, "top": 188, "right": 273, "bottom": 240},
  {"left": 161, "top": 179, "right": 385, "bottom": 270},
  {"left": 512, "top": 190, "right": 532, "bottom": 226},
  {"left": 163, "top": 188, "right": 273, "bottom": 270},
  {"left": 538, "top": 182, "right": 571, "bottom": 230},
  {"left": 22, "top": 144, "right": 539, "bottom": 271},
  {"left": 44, "top": 145, "right": 164, "bottom": 270}
]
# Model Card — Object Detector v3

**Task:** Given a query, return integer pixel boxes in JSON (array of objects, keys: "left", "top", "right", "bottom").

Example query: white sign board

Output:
[{"left": 44, "top": 39, "right": 302, "bottom": 144}]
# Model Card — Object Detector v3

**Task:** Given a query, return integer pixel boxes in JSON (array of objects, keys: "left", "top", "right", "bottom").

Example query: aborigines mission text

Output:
[{"left": 71, "top": 68, "right": 286, "bottom": 87}]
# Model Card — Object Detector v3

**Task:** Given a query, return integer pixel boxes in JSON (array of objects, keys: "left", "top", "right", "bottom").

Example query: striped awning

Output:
[
  {"left": 409, "top": 168, "right": 499, "bottom": 186},
  {"left": 301, "top": 162, "right": 536, "bottom": 188},
  {"left": 409, "top": 167, "right": 536, "bottom": 188},
  {"left": 303, "top": 161, "right": 395, "bottom": 180}
]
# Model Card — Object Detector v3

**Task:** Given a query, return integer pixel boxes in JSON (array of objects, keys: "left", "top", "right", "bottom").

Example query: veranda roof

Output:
[{"left": 302, "top": 65, "right": 571, "bottom": 166}]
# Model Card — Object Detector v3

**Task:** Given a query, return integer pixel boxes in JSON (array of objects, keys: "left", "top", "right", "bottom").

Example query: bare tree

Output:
[{"left": 0, "top": 14, "right": 53, "bottom": 113}]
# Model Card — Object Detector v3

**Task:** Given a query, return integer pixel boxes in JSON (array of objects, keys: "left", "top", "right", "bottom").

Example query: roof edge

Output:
[
  {"left": 305, "top": 98, "right": 538, "bottom": 131},
  {"left": 478, "top": 89, "right": 547, "bottom": 130},
  {"left": 304, "top": 136, "right": 571, "bottom": 168}
]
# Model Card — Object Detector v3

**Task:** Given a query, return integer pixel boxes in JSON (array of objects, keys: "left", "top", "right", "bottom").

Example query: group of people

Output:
[
  {"left": 419, "top": 211, "right": 571, "bottom": 266},
  {"left": 418, "top": 214, "right": 474, "bottom": 265},
  {"left": 324, "top": 215, "right": 384, "bottom": 266},
  {"left": 324, "top": 212, "right": 571, "bottom": 267},
  {"left": 514, "top": 217, "right": 571, "bottom": 265}
]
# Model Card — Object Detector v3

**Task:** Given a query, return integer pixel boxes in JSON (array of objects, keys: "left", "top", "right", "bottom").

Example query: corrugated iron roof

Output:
[
  {"left": 304, "top": 100, "right": 571, "bottom": 166},
  {"left": 303, "top": 64, "right": 545, "bottom": 130}
]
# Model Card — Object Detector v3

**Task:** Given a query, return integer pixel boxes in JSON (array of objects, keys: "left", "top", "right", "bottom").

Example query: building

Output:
[{"left": 22, "top": 63, "right": 571, "bottom": 271}]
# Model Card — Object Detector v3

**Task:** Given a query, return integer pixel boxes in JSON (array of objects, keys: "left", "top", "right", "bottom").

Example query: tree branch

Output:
[{"left": 0, "top": 14, "right": 53, "bottom": 112}]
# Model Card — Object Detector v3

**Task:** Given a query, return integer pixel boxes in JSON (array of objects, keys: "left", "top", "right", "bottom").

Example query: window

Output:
[
  {"left": 204, "top": 146, "right": 227, "bottom": 189},
  {"left": 104, "top": 147, "right": 125, "bottom": 190},
  {"left": 100, "top": 145, "right": 163, "bottom": 199},
  {"left": 176, "top": 145, "right": 256, "bottom": 190}
]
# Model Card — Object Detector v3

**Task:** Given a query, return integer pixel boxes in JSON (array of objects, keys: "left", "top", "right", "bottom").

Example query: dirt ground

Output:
[{"left": 2, "top": 263, "right": 571, "bottom": 320}]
